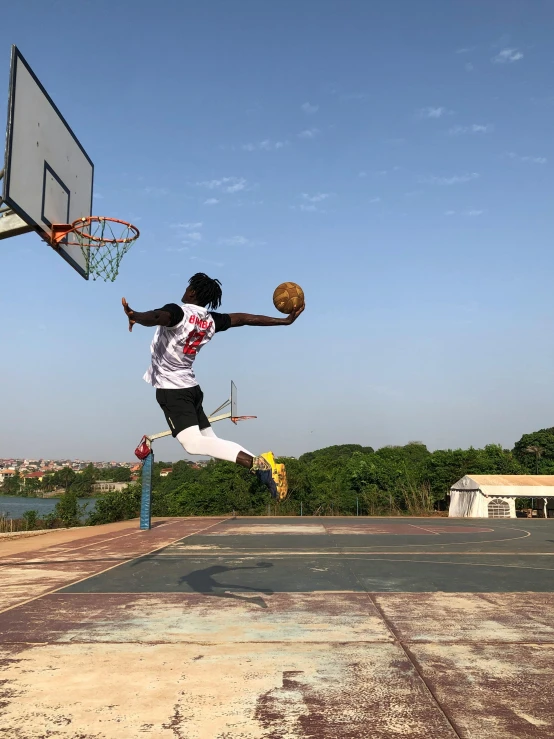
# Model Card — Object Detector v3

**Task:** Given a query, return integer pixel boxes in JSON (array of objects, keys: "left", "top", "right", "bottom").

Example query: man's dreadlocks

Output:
[{"left": 187, "top": 273, "right": 223, "bottom": 310}]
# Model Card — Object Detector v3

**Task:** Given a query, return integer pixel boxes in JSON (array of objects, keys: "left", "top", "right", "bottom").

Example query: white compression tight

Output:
[{"left": 176, "top": 425, "right": 254, "bottom": 463}]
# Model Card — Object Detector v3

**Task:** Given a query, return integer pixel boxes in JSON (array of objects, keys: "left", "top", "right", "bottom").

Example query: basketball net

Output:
[{"left": 51, "top": 217, "right": 140, "bottom": 282}]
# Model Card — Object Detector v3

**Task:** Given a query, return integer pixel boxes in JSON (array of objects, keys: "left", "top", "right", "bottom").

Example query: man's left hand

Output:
[{"left": 122, "top": 297, "right": 136, "bottom": 332}]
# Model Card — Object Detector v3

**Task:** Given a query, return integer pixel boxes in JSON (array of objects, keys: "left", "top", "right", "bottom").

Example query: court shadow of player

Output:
[{"left": 178, "top": 561, "right": 274, "bottom": 609}]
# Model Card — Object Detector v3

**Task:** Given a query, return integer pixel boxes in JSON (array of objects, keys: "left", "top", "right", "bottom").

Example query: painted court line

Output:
[
  {"left": 0, "top": 518, "right": 227, "bottom": 616},
  {"left": 408, "top": 524, "right": 440, "bottom": 535},
  {"left": 154, "top": 550, "right": 554, "bottom": 556},
  {"left": 0, "top": 520, "right": 180, "bottom": 561}
]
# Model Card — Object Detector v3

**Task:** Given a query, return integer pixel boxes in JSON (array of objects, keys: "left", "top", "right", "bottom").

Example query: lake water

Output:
[{"left": 0, "top": 495, "right": 100, "bottom": 519}]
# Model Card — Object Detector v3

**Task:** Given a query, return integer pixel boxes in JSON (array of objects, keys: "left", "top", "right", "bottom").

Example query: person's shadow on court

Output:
[{"left": 179, "top": 561, "right": 274, "bottom": 609}]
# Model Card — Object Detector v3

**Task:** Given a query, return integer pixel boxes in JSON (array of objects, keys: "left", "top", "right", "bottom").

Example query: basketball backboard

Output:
[{"left": 1, "top": 46, "right": 94, "bottom": 278}]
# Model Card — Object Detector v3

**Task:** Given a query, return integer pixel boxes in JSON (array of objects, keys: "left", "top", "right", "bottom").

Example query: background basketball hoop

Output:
[
  {"left": 231, "top": 415, "right": 257, "bottom": 424},
  {"left": 51, "top": 216, "right": 140, "bottom": 282}
]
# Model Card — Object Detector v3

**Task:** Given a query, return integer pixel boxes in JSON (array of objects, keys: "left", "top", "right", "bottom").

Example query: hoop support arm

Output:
[
  {"left": 146, "top": 405, "right": 233, "bottom": 444},
  {"left": 51, "top": 223, "right": 74, "bottom": 244}
]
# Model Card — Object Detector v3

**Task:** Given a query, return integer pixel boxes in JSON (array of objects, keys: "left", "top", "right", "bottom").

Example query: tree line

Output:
[
  {"left": 87, "top": 426, "right": 554, "bottom": 524},
  {"left": 5, "top": 426, "right": 554, "bottom": 527}
]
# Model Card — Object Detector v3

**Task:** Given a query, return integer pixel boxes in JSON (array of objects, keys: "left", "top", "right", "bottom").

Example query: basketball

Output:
[{"left": 273, "top": 282, "right": 305, "bottom": 314}]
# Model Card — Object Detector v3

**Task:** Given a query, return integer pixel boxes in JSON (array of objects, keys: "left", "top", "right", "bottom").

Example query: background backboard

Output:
[
  {"left": 231, "top": 381, "right": 238, "bottom": 420},
  {"left": 2, "top": 46, "right": 94, "bottom": 279}
]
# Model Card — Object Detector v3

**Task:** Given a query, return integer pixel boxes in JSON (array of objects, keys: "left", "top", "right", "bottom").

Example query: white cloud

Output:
[
  {"left": 492, "top": 48, "right": 523, "bottom": 64},
  {"left": 299, "top": 204, "right": 318, "bottom": 212},
  {"left": 298, "top": 128, "right": 320, "bottom": 139},
  {"left": 449, "top": 124, "right": 493, "bottom": 135},
  {"left": 507, "top": 152, "right": 547, "bottom": 165},
  {"left": 171, "top": 222, "right": 203, "bottom": 229},
  {"left": 203, "top": 198, "right": 219, "bottom": 205},
  {"left": 301, "top": 102, "right": 319, "bottom": 114},
  {"left": 455, "top": 47, "right": 473, "bottom": 54},
  {"left": 419, "top": 172, "right": 480, "bottom": 185},
  {"left": 227, "top": 181, "right": 247, "bottom": 193},
  {"left": 358, "top": 171, "right": 367, "bottom": 178},
  {"left": 444, "top": 209, "right": 484, "bottom": 217},
  {"left": 369, "top": 197, "right": 381, "bottom": 204},
  {"left": 183, "top": 231, "right": 202, "bottom": 242},
  {"left": 302, "top": 193, "right": 330, "bottom": 203},
  {"left": 196, "top": 177, "right": 247, "bottom": 193},
  {"left": 218, "top": 236, "right": 249, "bottom": 246},
  {"left": 93, "top": 192, "right": 104, "bottom": 199},
  {"left": 418, "top": 106, "right": 454, "bottom": 119},
  {"left": 242, "top": 139, "right": 288, "bottom": 152},
  {"left": 465, "top": 62, "right": 474, "bottom": 72}
]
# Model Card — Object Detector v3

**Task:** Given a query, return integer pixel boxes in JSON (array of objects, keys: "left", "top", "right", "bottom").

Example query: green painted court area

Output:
[{"left": 1, "top": 516, "right": 554, "bottom": 738}]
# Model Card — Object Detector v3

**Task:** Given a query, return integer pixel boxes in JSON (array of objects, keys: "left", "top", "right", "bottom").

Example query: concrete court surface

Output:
[{"left": 1, "top": 516, "right": 554, "bottom": 738}]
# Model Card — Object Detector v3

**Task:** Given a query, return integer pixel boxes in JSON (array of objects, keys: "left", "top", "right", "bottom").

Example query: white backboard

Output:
[{"left": 2, "top": 46, "right": 94, "bottom": 279}]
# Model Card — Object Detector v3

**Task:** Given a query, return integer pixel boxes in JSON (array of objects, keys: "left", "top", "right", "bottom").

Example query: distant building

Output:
[
  {"left": 449, "top": 475, "right": 554, "bottom": 518},
  {"left": 160, "top": 468, "right": 173, "bottom": 477},
  {"left": 22, "top": 472, "right": 45, "bottom": 484},
  {"left": 0, "top": 469, "right": 16, "bottom": 484},
  {"left": 91, "top": 481, "right": 129, "bottom": 493}
]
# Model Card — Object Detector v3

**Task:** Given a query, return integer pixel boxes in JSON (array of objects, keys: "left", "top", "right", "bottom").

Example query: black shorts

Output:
[{"left": 156, "top": 386, "right": 210, "bottom": 437}]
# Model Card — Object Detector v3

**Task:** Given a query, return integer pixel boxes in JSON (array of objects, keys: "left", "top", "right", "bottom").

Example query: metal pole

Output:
[
  {"left": 300, "top": 500, "right": 303, "bottom": 517},
  {"left": 140, "top": 452, "right": 153, "bottom": 530},
  {"left": 356, "top": 497, "right": 359, "bottom": 517}
]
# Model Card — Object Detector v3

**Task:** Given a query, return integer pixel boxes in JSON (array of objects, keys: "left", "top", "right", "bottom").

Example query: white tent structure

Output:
[{"left": 449, "top": 475, "right": 554, "bottom": 519}]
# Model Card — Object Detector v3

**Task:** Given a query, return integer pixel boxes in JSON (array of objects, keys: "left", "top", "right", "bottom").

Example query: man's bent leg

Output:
[
  {"left": 200, "top": 426, "right": 254, "bottom": 466},
  {"left": 178, "top": 426, "right": 286, "bottom": 500},
  {"left": 177, "top": 425, "right": 254, "bottom": 464}
]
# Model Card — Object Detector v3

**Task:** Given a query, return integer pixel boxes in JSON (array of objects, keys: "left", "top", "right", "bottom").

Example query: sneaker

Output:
[{"left": 252, "top": 452, "right": 288, "bottom": 501}]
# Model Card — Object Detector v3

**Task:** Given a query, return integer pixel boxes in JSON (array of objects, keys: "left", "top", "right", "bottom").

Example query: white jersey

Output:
[{"left": 143, "top": 303, "right": 229, "bottom": 389}]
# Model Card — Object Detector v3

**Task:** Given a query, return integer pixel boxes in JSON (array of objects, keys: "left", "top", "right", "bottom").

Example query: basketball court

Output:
[{"left": 1, "top": 515, "right": 554, "bottom": 738}]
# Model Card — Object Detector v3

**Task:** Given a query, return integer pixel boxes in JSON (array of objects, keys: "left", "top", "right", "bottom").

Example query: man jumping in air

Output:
[{"left": 122, "top": 273, "right": 304, "bottom": 500}]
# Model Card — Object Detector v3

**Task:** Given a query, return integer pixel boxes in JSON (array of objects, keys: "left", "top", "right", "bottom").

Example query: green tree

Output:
[
  {"left": 54, "top": 490, "right": 86, "bottom": 527},
  {"left": 23, "top": 478, "right": 43, "bottom": 497},
  {"left": 88, "top": 485, "right": 141, "bottom": 525},
  {"left": 50, "top": 467, "right": 77, "bottom": 493},
  {"left": 41, "top": 474, "right": 56, "bottom": 494},
  {"left": 2, "top": 471, "right": 22, "bottom": 495},
  {"left": 97, "top": 466, "right": 132, "bottom": 482},
  {"left": 524, "top": 445, "right": 545, "bottom": 474},
  {"left": 73, "top": 464, "right": 98, "bottom": 496},
  {"left": 22, "top": 510, "right": 38, "bottom": 530},
  {"left": 513, "top": 428, "right": 554, "bottom": 473}
]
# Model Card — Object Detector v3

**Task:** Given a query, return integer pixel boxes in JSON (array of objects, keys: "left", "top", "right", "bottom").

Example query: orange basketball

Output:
[{"left": 273, "top": 282, "right": 305, "bottom": 314}]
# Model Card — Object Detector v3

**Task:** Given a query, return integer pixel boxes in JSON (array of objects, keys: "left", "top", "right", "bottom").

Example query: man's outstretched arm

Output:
[
  {"left": 122, "top": 298, "right": 182, "bottom": 332},
  {"left": 228, "top": 304, "right": 304, "bottom": 328}
]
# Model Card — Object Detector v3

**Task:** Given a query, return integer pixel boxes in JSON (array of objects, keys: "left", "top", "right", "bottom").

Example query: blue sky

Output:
[{"left": 2, "top": 0, "right": 554, "bottom": 462}]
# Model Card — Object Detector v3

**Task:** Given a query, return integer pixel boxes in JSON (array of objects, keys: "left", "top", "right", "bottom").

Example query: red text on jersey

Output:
[{"left": 189, "top": 315, "right": 213, "bottom": 331}]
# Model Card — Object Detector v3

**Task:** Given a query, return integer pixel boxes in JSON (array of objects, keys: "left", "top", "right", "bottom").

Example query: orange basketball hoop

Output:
[
  {"left": 231, "top": 415, "right": 257, "bottom": 425},
  {"left": 51, "top": 216, "right": 140, "bottom": 282}
]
